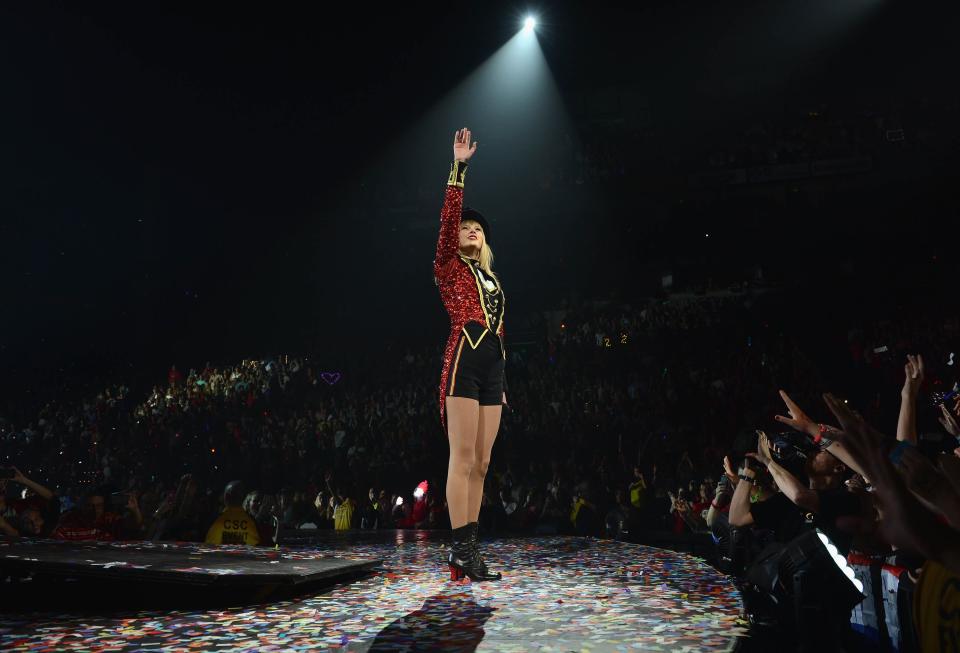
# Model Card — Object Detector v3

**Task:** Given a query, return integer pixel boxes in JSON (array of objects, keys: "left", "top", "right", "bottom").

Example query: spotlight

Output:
[{"left": 523, "top": 16, "right": 536, "bottom": 33}]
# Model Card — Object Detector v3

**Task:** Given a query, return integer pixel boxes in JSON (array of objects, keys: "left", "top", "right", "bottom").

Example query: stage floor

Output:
[
  {"left": 1, "top": 531, "right": 747, "bottom": 652},
  {"left": 0, "top": 537, "right": 380, "bottom": 586}
]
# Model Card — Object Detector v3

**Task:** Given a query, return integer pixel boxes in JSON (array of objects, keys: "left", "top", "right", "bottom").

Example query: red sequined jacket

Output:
[{"left": 434, "top": 160, "right": 506, "bottom": 429}]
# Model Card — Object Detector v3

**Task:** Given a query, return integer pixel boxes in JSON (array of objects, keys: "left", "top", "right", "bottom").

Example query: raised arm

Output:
[
  {"left": 774, "top": 389, "right": 870, "bottom": 480},
  {"left": 728, "top": 462, "right": 755, "bottom": 527},
  {"left": 748, "top": 431, "right": 820, "bottom": 512},
  {"left": 10, "top": 466, "right": 54, "bottom": 501},
  {"left": 824, "top": 393, "right": 960, "bottom": 574},
  {"left": 434, "top": 128, "right": 477, "bottom": 282},
  {"left": 0, "top": 513, "right": 20, "bottom": 537},
  {"left": 896, "top": 354, "right": 923, "bottom": 444}
]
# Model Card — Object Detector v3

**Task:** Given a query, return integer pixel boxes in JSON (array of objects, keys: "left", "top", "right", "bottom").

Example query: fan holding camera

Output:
[{"left": 729, "top": 422, "right": 865, "bottom": 557}]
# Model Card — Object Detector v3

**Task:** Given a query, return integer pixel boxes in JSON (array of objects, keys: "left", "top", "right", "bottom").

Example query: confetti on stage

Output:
[{"left": 1, "top": 535, "right": 746, "bottom": 652}]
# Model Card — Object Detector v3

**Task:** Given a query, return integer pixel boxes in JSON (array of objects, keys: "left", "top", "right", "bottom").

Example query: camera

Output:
[{"left": 769, "top": 431, "right": 819, "bottom": 464}]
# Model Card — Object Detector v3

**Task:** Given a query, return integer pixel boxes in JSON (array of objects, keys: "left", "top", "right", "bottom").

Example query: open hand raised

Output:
[
  {"left": 746, "top": 430, "right": 773, "bottom": 467},
  {"left": 723, "top": 456, "right": 738, "bottom": 485},
  {"left": 901, "top": 354, "right": 925, "bottom": 398},
  {"left": 453, "top": 128, "right": 478, "bottom": 162},
  {"left": 939, "top": 403, "right": 960, "bottom": 438}
]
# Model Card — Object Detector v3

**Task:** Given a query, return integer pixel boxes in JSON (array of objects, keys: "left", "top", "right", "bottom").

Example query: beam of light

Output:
[
  {"left": 336, "top": 13, "right": 578, "bottom": 327},
  {"left": 523, "top": 16, "right": 536, "bottom": 33},
  {"left": 372, "top": 19, "right": 576, "bottom": 236}
]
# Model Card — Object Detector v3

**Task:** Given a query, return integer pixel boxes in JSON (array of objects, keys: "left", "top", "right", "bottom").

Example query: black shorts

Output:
[{"left": 445, "top": 321, "right": 505, "bottom": 405}]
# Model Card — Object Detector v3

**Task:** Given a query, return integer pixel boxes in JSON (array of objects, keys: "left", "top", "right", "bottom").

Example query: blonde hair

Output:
[
  {"left": 474, "top": 241, "right": 498, "bottom": 280},
  {"left": 433, "top": 223, "right": 500, "bottom": 286},
  {"left": 462, "top": 219, "right": 498, "bottom": 280}
]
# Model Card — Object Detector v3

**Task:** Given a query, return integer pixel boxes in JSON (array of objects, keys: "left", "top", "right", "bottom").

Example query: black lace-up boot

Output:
[
  {"left": 447, "top": 523, "right": 501, "bottom": 581},
  {"left": 466, "top": 521, "right": 501, "bottom": 581}
]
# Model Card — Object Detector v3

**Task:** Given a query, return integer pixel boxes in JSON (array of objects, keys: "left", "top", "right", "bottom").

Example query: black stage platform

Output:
[{"left": 0, "top": 536, "right": 380, "bottom": 587}]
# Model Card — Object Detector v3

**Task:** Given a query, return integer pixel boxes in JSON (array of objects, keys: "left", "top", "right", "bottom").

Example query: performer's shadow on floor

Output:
[{"left": 368, "top": 587, "right": 496, "bottom": 652}]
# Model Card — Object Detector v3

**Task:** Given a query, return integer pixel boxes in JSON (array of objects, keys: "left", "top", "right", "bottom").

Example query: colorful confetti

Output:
[{"left": 1, "top": 534, "right": 746, "bottom": 652}]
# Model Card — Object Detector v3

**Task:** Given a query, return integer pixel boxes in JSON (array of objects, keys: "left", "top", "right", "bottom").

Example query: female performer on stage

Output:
[{"left": 434, "top": 127, "right": 506, "bottom": 582}]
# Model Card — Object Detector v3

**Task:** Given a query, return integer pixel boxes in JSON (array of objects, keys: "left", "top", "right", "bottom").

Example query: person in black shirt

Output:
[
  {"left": 746, "top": 491, "right": 804, "bottom": 544},
  {"left": 731, "top": 432, "right": 865, "bottom": 555}
]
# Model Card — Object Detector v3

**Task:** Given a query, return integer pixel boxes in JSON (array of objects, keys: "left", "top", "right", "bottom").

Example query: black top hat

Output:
[{"left": 461, "top": 207, "right": 491, "bottom": 244}]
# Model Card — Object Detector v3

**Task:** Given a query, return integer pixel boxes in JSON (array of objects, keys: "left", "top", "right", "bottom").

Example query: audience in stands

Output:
[{"left": 3, "top": 294, "right": 959, "bottom": 649}]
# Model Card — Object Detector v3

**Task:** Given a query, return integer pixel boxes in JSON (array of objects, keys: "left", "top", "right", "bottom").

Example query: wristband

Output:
[
  {"left": 812, "top": 424, "right": 835, "bottom": 449},
  {"left": 813, "top": 423, "right": 827, "bottom": 443},
  {"left": 738, "top": 473, "right": 756, "bottom": 483},
  {"left": 888, "top": 441, "right": 913, "bottom": 466}
]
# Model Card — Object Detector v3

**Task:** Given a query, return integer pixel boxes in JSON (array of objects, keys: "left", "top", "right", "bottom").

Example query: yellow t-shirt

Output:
[
  {"left": 205, "top": 506, "right": 261, "bottom": 546},
  {"left": 570, "top": 497, "right": 585, "bottom": 524},
  {"left": 334, "top": 499, "right": 354, "bottom": 530},
  {"left": 914, "top": 560, "right": 959, "bottom": 652}
]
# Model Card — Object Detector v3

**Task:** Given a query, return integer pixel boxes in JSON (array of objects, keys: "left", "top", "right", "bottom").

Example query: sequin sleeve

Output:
[{"left": 434, "top": 160, "right": 468, "bottom": 282}]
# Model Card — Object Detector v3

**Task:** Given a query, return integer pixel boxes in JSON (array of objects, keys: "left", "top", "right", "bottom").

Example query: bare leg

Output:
[
  {"left": 467, "top": 404, "right": 502, "bottom": 523},
  {"left": 445, "top": 396, "right": 480, "bottom": 529}
]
